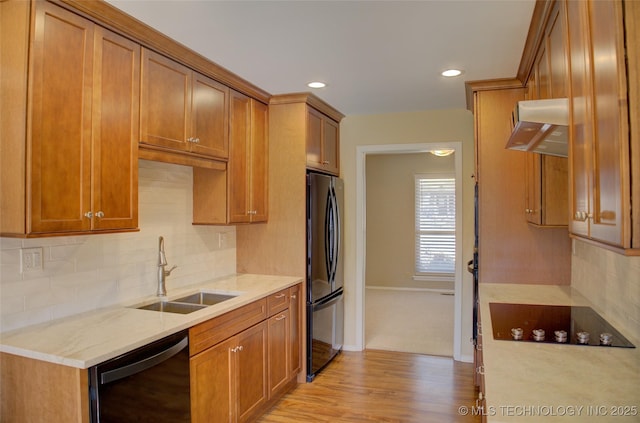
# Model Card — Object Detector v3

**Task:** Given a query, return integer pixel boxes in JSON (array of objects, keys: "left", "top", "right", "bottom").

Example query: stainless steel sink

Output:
[
  {"left": 173, "top": 292, "right": 238, "bottom": 306},
  {"left": 135, "top": 292, "right": 238, "bottom": 314},
  {"left": 137, "top": 301, "right": 206, "bottom": 314}
]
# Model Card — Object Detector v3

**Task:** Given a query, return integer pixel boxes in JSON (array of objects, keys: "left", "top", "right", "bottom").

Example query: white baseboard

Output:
[{"left": 366, "top": 285, "right": 455, "bottom": 295}]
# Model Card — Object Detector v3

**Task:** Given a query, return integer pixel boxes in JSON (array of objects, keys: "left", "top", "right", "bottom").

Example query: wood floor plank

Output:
[{"left": 257, "top": 350, "right": 480, "bottom": 422}]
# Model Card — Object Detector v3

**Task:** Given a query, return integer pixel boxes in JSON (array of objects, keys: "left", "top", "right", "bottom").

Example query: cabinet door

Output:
[
  {"left": 190, "top": 337, "right": 235, "bottom": 423},
  {"left": 306, "top": 107, "right": 323, "bottom": 170},
  {"left": 249, "top": 100, "right": 269, "bottom": 223},
  {"left": 268, "top": 309, "right": 289, "bottom": 397},
  {"left": 140, "top": 49, "right": 191, "bottom": 151},
  {"left": 236, "top": 321, "right": 268, "bottom": 423},
  {"left": 91, "top": 27, "right": 139, "bottom": 231},
  {"left": 567, "top": 0, "right": 592, "bottom": 239},
  {"left": 29, "top": 2, "right": 93, "bottom": 233},
  {"left": 190, "top": 73, "right": 229, "bottom": 159},
  {"left": 288, "top": 284, "right": 301, "bottom": 376},
  {"left": 587, "top": 0, "right": 628, "bottom": 246},
  {"left": 541, "top": 156, "right": 569, "bottom": 226},
  {"left": 228, "top": 90, "right": 251, "bottom": 223},
  {"left": 524, "top": 153, "right": 541, "bottom": 224},
  {"left": 568, "top": 0, "right": 629, "bottom": 246},
  {"left": 322, "top": 118, "right": 340, "bottom": 175},
  {"left": 306, "top": 107, "right": 339, "bottom": 175},
  {"left": 548, "top": 2, "right": 568, "bottom": 99}
]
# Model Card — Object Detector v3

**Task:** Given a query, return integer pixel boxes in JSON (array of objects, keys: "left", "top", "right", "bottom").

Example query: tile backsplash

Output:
[
  {"left": 0, "top": 160, "right": 236, "bottom": 332},
  {"left": 571, "top": 239, "right": 640, "bottom": 342}
]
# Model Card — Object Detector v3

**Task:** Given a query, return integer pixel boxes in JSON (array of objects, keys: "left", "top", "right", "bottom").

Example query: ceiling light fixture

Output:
[
  {"left": 307, "top": 81, "right": 326, "bottom": 89},
  {"left": 430, "top": 149, "right": 455, "bottom": 157},
  {"left": 441, "top": 69, "right": 463, "bottom": 77}
]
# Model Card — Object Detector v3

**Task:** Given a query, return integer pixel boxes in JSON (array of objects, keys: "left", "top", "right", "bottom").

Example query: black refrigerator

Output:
[{"left": 306, "top": 171, "right": 344, "bottom": 382}]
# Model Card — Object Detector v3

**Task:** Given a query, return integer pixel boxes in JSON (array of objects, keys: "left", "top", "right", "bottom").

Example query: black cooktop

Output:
[{"left": 489, "top": 303, "right": 635, "bottom": 348}]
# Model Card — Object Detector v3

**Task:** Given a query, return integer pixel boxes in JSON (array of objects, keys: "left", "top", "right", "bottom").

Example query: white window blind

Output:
[{"left": 415, "top": 175, "right": 456, "bottom": 276}]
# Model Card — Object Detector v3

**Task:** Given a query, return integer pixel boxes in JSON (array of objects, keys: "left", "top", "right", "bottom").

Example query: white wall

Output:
[
  {"left": 340, "top": 109, "right": 476, "bottom": 360},
  {"left": 0, "top": 160, "right": 236, "bottom": 332}
]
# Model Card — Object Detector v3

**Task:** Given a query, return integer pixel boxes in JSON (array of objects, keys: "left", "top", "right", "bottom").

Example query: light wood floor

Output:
[{"left": 257, "top": 350, "right": 481, "bottom": 422}]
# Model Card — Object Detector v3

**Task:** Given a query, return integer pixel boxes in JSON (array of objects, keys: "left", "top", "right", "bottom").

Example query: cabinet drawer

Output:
[
  {"left": 267, "top": 289, "right": 289, "bottom": 316},
  {"left": 189, "top": 299, "right": 267, "bottom": 356}
]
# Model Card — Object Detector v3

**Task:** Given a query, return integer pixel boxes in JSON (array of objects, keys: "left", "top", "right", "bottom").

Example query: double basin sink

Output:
[{"left": 136, "top": 292, "right": 238, "bottom": 314}]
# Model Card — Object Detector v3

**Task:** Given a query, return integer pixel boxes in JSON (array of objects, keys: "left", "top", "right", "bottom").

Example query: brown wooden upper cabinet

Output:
[
  {"left": 1, "top": 1, "right": 138, "bottom": 236},
  {"left": 566, "top": 0, "right": 638, "bottom": 251},
  {"left": 140, "top": 48, "right": 229, "bottom": 160},
  {"left": 523, "top": 1, "right": 568, "bottom": 227},
  {"left": 193, "top": 91, "right": 268, "bottom": 225},
  {"left": 306, "top": 107, "right": 340, "bottom": 176},
  {"left": 228, "top": 91, "right": 269, "bottom": 223}
]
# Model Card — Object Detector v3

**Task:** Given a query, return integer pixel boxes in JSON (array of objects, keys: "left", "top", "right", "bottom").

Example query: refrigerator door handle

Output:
[
  {"left": 324, "top": 190, "right": 333, "bottom": 283},
  {"left": 311, "top": 290, "right": 343, "bottom": 312},
  {"left": 331, "top": 185, "right": 341, "bottom": 286}
]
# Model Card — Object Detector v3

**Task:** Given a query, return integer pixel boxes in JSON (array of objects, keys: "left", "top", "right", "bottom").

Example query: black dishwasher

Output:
[{"left": 89, "top": 330, "right": 190, "bottom": 422}]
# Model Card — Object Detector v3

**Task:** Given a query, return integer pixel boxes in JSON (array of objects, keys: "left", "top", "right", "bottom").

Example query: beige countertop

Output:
[
  {"left": 0, "top": 274, "right": 302, "bottom": 369},
  {"left": 479, "top": 283, "right": 640, "bottom": 422}
]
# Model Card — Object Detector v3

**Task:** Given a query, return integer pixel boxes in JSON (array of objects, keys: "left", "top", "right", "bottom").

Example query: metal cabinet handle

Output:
[
  {"left": 84, "top": 211, "right": 93, "bottom": 219},
  {"left": 95, "top": 211, "right": 105, "bottom": 218},
  {"left": 275, "top": 314, "right": 287, "bottom": 321},
  {"left": 231, "top": 345, "right": 244, "bottom": 353},
  {"left": 574, "top": 211, "right": 591, "bottom": 222},
  {"left": 275, "top": 293, "right": 286, "bottom": 299},
  {"left": 322, "top": 160, "right": 330, "bottom": 165},
  {"left": 476, "top": 365, "right": 485, "bottom": 375},
  {"left": 291, "top": 294, "right": 297, "bottom": 299}
]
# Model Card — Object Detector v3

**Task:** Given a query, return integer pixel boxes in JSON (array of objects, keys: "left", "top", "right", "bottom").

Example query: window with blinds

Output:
[{"left": 415, "top": 175, "right": 456, "bottom": 279}]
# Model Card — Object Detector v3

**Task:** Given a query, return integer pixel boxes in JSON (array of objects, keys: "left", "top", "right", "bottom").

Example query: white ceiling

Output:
[{"left": 106, "top": 0, "right": 536, "bottom": 116}]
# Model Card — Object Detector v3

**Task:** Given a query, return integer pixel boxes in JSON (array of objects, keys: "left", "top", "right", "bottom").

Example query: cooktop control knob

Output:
[
  {"left": 600, "top": 333, "right": 613, "bottom": 346},
  {"left": 577, "top": 331, "right": 590, "bottom": 344},
  {"left": 554, "top": 330, "right": 568, "bottom": 343},
  {"left": 532, "top": 329, "right": 545, "bottom": 342},
  {"left": 511, "top": 327, "right": 524, "bottom": 340}
]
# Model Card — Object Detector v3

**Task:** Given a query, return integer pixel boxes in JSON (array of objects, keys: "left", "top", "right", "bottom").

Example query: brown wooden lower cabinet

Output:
[
  {"left": 190, "top": 284, "right": 301, "bottom": 423},
  {"left": 190, "top": 321, "right": 271, "bottom": 423},
  {"left": 268, "top": 309, "right": 290, "bottom": 397}
]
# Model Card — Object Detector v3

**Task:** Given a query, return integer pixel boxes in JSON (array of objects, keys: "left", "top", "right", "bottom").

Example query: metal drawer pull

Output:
[
  {"left": 274, "top": 293, "right": 286, "bottom": 299},
  {"left": 275, "top": 314, "right": 286, "bottom": 321}
]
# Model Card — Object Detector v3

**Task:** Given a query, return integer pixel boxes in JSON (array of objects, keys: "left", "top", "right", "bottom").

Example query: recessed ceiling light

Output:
[
  {"left": 441, "top": 69, "right": 463, "bottom": 77},
  {"left": 307, "top": 81, "right": 327, "bottom": 89}
]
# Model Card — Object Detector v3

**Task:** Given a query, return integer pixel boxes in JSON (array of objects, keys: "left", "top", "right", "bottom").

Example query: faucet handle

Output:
[{"left": 165, "top": 265, "right": 177, "bottom": 276}]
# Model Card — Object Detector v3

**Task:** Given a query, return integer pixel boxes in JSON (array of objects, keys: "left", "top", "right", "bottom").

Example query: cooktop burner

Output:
[{"left": 489, "top": 303, "right": 635, "bottom": 348}]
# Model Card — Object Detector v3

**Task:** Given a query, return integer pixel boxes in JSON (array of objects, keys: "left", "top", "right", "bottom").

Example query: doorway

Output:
[{"left": 354, "top": 142, "right": 464, "bottom": 360}]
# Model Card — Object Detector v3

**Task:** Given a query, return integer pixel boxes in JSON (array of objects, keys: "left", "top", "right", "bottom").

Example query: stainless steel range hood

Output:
[{"left": 505, "top": 98, "right": 568, "bottom": 157}]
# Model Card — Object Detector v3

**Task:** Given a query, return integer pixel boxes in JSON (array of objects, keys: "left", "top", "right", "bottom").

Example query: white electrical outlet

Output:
[{"left": 21, "top": 247, "right": 43, "bottom": 272}]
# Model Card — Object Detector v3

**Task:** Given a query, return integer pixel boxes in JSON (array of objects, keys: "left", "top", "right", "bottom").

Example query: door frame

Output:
[{"left": 354, "top": 142, "right": 464, "bottom": 361}]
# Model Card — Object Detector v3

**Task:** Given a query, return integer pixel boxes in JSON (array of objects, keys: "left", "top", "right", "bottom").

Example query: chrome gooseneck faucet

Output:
[{"left": 157, "top": 236, "right": 177, "bottom": 297}]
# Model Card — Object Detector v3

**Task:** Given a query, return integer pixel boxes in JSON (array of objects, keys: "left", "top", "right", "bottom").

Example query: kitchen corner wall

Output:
[
  {"left": 0, "top": 160, "right": 236, "bottom": 332},
  {"left": 571, "top": 240, "right": 640, "bottom": 342}
]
